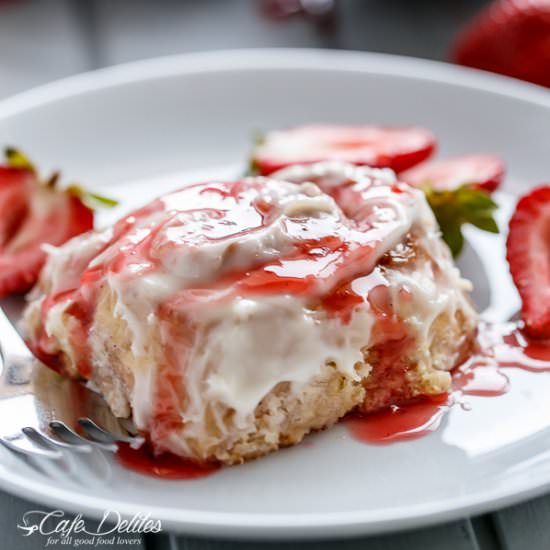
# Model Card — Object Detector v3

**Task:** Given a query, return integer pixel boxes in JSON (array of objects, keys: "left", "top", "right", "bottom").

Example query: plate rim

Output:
[
  {"left": 1, "top": 48, "right": 549, "bottom": 120},
  {"left": 1, "top": 48, "right": 550, "bottom": 540}
]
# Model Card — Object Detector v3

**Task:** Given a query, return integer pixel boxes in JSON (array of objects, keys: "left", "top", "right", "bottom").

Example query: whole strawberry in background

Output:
[{"left": 452, "top": 0, "right": 550, "bottom": 88}]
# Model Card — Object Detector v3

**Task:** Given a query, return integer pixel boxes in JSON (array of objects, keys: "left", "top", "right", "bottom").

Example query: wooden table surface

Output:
[{"left": 1, "top": 1, "right": 549, "bottom": 548}]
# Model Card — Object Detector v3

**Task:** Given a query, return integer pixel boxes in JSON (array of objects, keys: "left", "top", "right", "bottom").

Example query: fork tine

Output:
[
  {"left": 49, "top": 421, "right": 117, "bottom": 452},
  {"left": 0, "top": 439, "right": 68, "bottom": 481},
  {"left": 0, "top": 435, "right": 63, "bottom": 460},
  {"left": 78, "top": 418, "right": 142, "bottom": 446},
  {"left": 22, "top": 427, "right": 92, "bottom": 454},
  {"left": 24, "top": 428, "right": 116, "bottom": 485}
]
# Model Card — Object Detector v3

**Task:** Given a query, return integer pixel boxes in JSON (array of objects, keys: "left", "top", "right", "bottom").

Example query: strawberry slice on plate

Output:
[
  {"left": 251, "top": 125, "right": 436, "bottom": 175},
  {"left": 0, "top": 149, "right": 116, "bottom": 298},
  {"left": 400, "top": 154, "right": 505, "bottom": 193},
  {"left": 507, "top": 185, "right": 550, "bottom": 338}
]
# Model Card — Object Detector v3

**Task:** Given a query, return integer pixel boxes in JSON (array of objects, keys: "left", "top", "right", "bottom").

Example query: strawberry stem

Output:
[
  {"left": 67, "top": 185, "right": 119, "bottom": 209},
  {"left": 4, "top": 147, "right": 36, "bottom": 173}
]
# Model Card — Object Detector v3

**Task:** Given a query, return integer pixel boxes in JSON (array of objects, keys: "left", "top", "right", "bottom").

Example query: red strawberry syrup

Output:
[
  {"left": 116, "top": 442, "right": 218, "bottom": 480},
  {"left": 347, "top": 322, "right": 550, "bottom": 444},
  {"left": 346, "top": 394, "right": 449, "bottom": 444}
]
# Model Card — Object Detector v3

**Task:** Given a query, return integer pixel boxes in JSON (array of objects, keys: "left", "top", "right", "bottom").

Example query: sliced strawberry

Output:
[
  {"left": 506, "top": 185, "right": 550, "bottom": 338},
  {"left": 0, "top": 167, "right": 34, "bottom": 249},
  {"left": 401, "top": 154, "right": 505, "bottom": 192},
  {"left": 252, "top": 125, "right": 436, "bottom": 175},
  {"left": 452, "top": 0, "right": 550, "bottom": 88},
  {"left": 0, "top": 149, "right": 100, "bottom": 299},
  {"left": 0, "top": 174, "right": 93, "bottom": 298}
]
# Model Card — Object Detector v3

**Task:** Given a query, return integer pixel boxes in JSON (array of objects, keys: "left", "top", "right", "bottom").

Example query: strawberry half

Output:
[
  {"left": 506, "top": 185, "right": 550, "bottom": 338},
  {"left": 452, "top": 0, "right": 550, "bottom": 88},
  {"left": 0, "top": 167, "right": 34, "bottom": 250},
  {"left": 0, "top": 149, "right": 116, "bottom": 298},
  {"left": 251, "top": 125, "right": 436, "bottom": 175},
  {"left": 400, "top": 154, "right": 505, "bottom": 193}
]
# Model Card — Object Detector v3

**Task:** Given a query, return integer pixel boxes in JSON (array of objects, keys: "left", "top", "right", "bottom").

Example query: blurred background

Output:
[{"left": 0, "top": 0, "right": 498, "bottom": 100}]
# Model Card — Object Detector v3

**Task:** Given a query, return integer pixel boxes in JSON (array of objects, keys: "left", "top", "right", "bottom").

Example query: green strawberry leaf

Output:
[
  {"left": 245, "top": 131, "right": 265, "bottom": 176},
  {"left": 246, "top": 158, "right": 260, "bottom": 177},
  {"left": 4, "top": 147, "right": 36, "bottom": 173},
  {"left": 459, "top": 188, "right": 497, "bottom": 210},
  {"left": 467, "top": 213, "right": 499, "bottom": 233},
  {"left": 423, "top": 183, "right": 499, "bottom": 257},
  {"left": 67, "top": 185, "right": 119, "bottom": 209},
  {"left": 438, "top": 219, "right": 465, "bottom": 257}
]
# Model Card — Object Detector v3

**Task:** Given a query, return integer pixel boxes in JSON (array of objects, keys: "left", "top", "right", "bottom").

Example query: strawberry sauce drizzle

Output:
[
  {"left": 347, "top": 322, "right": 550, "bottom": 444},
  {"left": 116, "top": 442, "right": 218, "bottom": 480},
  {"left": 347, "top": 395, "right": 449, "bottom": 443}
]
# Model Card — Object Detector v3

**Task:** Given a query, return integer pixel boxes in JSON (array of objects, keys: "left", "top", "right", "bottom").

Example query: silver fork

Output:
[{"left": 0, "top": 305, "right": 138, "bottom": 466}]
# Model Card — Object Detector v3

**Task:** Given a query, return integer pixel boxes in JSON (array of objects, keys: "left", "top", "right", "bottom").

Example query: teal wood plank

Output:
[
  {"left": 493, "top": 494, "right": 550, "bottom": 550},
  {"left": 173, "top": 520, "right": 479, "bottom": 550}
]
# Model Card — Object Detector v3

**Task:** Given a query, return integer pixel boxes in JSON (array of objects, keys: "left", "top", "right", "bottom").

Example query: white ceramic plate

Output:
[{"left": 0, "top": 49, "right": 550, "bottom": 540}]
